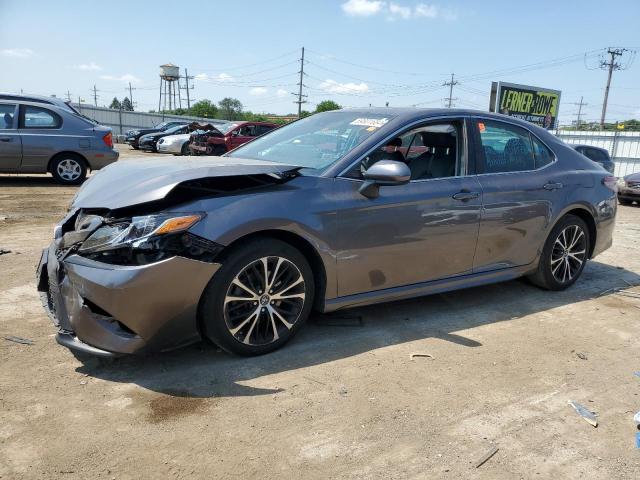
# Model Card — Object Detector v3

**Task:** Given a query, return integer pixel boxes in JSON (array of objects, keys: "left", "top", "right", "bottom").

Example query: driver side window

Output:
[{"left": 348, "top": 121, "right": 462, "bottom": 181}]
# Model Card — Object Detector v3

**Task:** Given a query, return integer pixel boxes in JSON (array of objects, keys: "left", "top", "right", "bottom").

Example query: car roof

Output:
[{"left": 0, "top": 92, "right": 75, "bottom": 111}]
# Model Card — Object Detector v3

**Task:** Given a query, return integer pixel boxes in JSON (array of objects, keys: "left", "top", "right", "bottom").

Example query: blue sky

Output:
[{"left": 1, "top": 0, "right": 638, "bottom": 123}]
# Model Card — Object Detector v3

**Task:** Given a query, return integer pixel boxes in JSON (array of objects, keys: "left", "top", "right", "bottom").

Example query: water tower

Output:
[{"left": 158, "top": 63, "right": 182, "bottom": 113}]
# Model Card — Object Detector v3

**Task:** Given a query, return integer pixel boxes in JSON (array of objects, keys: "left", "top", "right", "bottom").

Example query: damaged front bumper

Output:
[{"left": 37, "top": 244, "right": 220, "bottom": 356}]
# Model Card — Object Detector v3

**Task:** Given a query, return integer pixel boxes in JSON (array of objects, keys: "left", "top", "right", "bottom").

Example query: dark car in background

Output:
[
  {"left": 125, "top": 121, "right": 189, "bottom": 149},
  {"left": 138, "top": 124, "right": 190, "bottom": 152},
  {"left": 572, "top": 144, "right": 615, "bottom": 174},
  {"left": 37, "top": 108, "right": 617, "bottom": 358},
  {"left": 0, "top": 93, "right": 118, "bottom": 184},
  {"left": 190, "top": 121, "right": 278, "bottom": 155},
  {"left": 618, "top": 172, "right": 640, "bottom": 205}
]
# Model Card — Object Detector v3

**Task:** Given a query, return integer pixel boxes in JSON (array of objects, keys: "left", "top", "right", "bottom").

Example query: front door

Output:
[
  {"left": 470, "top": 118, "right": 565, "bottom": 272},
  {"left": 0, "top": 103, "right": 22, "bottom": 170},
  {"left": 228, "top": 124, "right": 257, "bottom": 149},
  {"left": 335, "top": 119, "right": 482, "bottom": 297}
]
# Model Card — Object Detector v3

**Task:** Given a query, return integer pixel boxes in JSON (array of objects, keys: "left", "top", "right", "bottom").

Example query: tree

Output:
[
  {"left": 109, "top": 97, "right": 121, "bottom": 110},
  {"left": 315, "top": 100, "right": 341, "bottom": 113},
  {"left": 299, "top": 110, "right": 312, "bottom": 118},
  {"left": 189, "top": 100, "right": 218, "bottom": 118},
  {"left": 122, "top": 97, "right": 134, "bottom": 111},
  {"left": 218, "top": 97, "right": 243, "bottom": 120}
]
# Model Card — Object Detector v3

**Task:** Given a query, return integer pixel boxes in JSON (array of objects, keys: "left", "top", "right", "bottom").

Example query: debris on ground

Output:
[
  {"left": 410, "top": 353, "right": 434, "bottom": 359},
  {"left": 568, "top": 400, "right": 598, "bottom": 427},
  {"left": 576, "top": 352, "right": 588, "bottom": 360},
  {"left": 475, "top": 446, "right": 499, "bottom": 468},
  {"left": 0, "top": 248, "right": 12, "bottom": 256},
  {"left": 4, "top": 335, "right": 34, "bottom": 345}
]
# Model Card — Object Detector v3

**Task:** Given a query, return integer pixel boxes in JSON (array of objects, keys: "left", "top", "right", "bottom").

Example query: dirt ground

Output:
[{"left": 1, "top": 144, "right": 640, "bottom": 479}]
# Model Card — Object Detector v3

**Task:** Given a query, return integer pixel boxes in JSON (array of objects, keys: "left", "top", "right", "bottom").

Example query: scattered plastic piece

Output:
[
  {"left": 0, "top": 248, "right": 12, "bottom": 256},
  {"left": 4, "top": 336, "right": 34, "bottom": 345},
  {"left": 475, "top": 446, "right": 499, "bottom": 468},
  {"left": 568, "top": 400, "right": 598, "bottom": 427},
  {"left": 410, "top": 353, "right": 434, "bottom": 359},
  {"left": 576, "top": 352, "right": 588, "bottom": 360}
]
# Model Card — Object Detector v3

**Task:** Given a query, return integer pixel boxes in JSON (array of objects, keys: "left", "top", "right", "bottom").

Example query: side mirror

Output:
[{"left": 359, "top": 160, "right": 410, "bottom": 199}]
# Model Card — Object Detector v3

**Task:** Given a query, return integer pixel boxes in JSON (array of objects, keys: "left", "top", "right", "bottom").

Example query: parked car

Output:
[
  {"left": 157, "top": 133, "right": 192, "bottom": 155},
  {"left": 125, "top": 121, "right": 189, "bottom": 149},
  {"left": 37, "top": 108, "right": 617, "bottom": 358},
  {"left": 617, "top": 172, "right": 640, "bottom": 205},
  {"left": 571, "top": 145, "right": 615, "bottom": 174},
  {"left": 190, "top": 121, "right": 278, "bottom": 155},
  {"left": 0, "top": 93, "right": 118, "bottom": 184},
  {"left": 138, "top": 124, "right": 190, "bottom": 152}
]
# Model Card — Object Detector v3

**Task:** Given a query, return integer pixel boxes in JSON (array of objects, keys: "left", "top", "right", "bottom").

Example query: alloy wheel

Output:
[
  {"left": 550, "top": 224, "right": 587, "bottom": 284},
  {"left": 56, "top": 159, "right": 82, "bottom": 181},
  {"left": 223, "top": 256, "right": 306, "bottom": 346}
]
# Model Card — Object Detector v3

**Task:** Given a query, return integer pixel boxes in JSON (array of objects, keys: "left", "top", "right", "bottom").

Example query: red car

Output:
[{"left": 190, "top": 121, "right": 278, "bottom": 155}]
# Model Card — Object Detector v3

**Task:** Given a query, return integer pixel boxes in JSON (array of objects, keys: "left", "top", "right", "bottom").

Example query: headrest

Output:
[
  {"left": 386, "top": 137, "right": 402, "bottom": 148},
  {"left": 421, "top": 132, "right": 456, "bottom": 148}
]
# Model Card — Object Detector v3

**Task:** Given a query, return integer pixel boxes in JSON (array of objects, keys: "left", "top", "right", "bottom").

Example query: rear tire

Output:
[
  {"left": 50, "top": 155, "right": 87, "bottom": 185},
  {"left": 618, "top": 197, "right": 632, "bottom": 206},
  {"left": 528, "top": 214, "right": 590, "bottom": 291},
  {"left": 181, "top": 142, "right": 190, "bottom": 156},
  {"left": 200, "top": 239, "right": 314, "bottom": 356}
]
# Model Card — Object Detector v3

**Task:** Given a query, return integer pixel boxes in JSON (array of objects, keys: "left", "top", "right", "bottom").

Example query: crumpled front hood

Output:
[{"left": 72, "top": 156, "right": 301, "bottom": 210}]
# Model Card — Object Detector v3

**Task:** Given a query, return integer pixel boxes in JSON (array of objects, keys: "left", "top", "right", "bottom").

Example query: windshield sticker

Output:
[{"left": 350, "top": 117, "right": 389, "bottom": 128}]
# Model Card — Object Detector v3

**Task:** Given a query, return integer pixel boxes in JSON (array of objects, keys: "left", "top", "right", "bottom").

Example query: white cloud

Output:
[
  {"left": 389, "top": 3, "right": 411, "bottom": 19},
  {"left": 1, "top": 48, "right": 34, "bottom": 58},
  {"left": 342, "top": 0, "right": 385, "bottom": 16},
  {"left": 75, "top": 61, "right": 102, "bottom": 71},
  {"left": 276, "top": 89, "right": 289, "bottom": 98},
  {"left": 194, "top": 72, "right": 234, "bottom": 82},
  {"left": 414, "top": 3, "right": 438, "bottom": 17},
  {"left": 341, "top": 1, "right": 454, "bottom": 20},
  {"left": 100, "top": 74, "right": 141, "bottom": 84},
  {"left": 249, "top": 87, "right": 268, "bottom": 96},
  {"left": 319, "top": 79, "right": 369, "bottom": 94}
]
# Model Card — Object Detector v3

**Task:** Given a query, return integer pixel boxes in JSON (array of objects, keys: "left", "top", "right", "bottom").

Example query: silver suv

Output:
[{"left": 0, "top": 93, "right": 119, "bottom": 184}]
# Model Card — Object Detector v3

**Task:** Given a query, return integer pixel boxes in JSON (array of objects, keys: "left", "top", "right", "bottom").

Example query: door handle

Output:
[
  {"left": 452, "top": 191, "right": 480, "bottom": 201},
  {"left": 543, "top": 182, "right": 563, "bottom": 191},
  {"left": 0, "top": 137, "right": 12, "bottom": 142}
]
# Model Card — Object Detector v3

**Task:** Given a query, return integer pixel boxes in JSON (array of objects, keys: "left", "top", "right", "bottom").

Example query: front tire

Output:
[
  {"left": 618, "top": 197, "right": 633, "bottom": 206},
  {"left": 50, "top": 155, "right": 87, "bottom": 185},
  {"left": 200, "top": 239, "right": 314, "bottom": 356},
  {"left": 181, "top": 142, "right": 191, "bottom": 156},
  {"left": 528, "top": 214, "right": 589, "bottom": 291}
]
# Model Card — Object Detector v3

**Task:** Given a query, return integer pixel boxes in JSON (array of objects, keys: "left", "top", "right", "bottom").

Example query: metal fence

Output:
[
  {"left": 555, "top": 130, "right": 640, "bottom": 177},
  {"left": 73, "top": 104, "right": 220, "bottom": 137}
]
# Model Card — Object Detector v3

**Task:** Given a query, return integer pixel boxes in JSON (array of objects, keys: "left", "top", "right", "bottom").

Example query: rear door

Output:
[
  {"left": 470, "top": 118, "right": 563, "bottom": 273},
  {"left": 19, "top": 105, "right": 64, "bottom": 171},
  {"left": 0, "top": 103, "right": 22, "bottom": 170}
]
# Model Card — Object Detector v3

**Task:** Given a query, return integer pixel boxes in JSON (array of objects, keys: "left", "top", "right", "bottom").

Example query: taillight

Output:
[
  {"left": 602, "top": 175, "right": 618, "bottom": 192},
  {"left": 102, "top": 132, "right": 113, "bottom": 149}
]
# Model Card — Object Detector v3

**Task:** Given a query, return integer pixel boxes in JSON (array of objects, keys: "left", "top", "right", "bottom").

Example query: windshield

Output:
[
  {"left": 164, "top": 125, "right": 185, "bottom": 134},
  {"left": 215, "top": 122, "right": 237, "bottom": 134},
  {"left": 227, "top": 112, "right": 394, "bottom": 170}
]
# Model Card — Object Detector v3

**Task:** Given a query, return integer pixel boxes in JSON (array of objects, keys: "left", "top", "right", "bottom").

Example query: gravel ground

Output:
[{"left": 1, "top": 145, "right": 640, "bottom": 479}]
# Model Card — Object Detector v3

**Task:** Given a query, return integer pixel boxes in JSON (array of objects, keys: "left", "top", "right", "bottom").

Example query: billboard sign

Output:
[{"left": 489, "top": 81, "right": 561, "bottom": 129}]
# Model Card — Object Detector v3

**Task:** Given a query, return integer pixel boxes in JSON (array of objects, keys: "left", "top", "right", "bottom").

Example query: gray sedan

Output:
[
  {"left": 37, "top": 108, "right": 617, "bottom": 357},
  {"left": 0, "top": 93, "right": 118, "bottom": 184}
]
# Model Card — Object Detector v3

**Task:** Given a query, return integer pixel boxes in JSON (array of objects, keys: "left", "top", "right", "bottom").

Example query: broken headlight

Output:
[
  {"left": 80, "top": 213, "right": 203, "bottom": 253},
  {"left": 77, "top": 213, "right": 221, "bottom": 265}
]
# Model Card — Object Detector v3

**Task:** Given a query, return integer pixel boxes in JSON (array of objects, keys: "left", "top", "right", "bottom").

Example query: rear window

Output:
[
  {"left": 23, "top": 106, "right": 62, "bottom": 129},
  {"left": 0, "top": 104, "right": 16, "bottom": 128}
]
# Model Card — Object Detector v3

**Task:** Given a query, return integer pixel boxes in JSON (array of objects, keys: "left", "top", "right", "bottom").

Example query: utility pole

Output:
[
  {"left": 127, "top": 81, "right": 136, "bottom": 110},
  {"left": 599, "top": 48, "right": 628, "bottom": 128},
  {"left": 66, "top": 90, "right": 72, "bottom": 102},
  {"left": 571, "top": 96, "right": 587, "bottom": 129},
  {"left": 443, "top": 73, "right": 458, "bottom": 108},
  {"left": 180, "top": 68, "right": 194, "bottom": 110},
  {"left": 295, "top": 47, "right": 307, "bottom": 118},
  {"left": 92, "top": 84, "right": 99, "bottom": 107}
]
